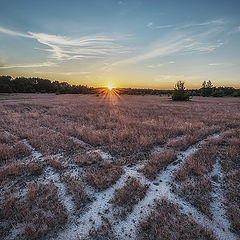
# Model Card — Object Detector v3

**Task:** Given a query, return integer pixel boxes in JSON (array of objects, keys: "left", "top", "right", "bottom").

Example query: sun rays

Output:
[{"left": 107, "top": 84, "right": 114, "bottom": 90}]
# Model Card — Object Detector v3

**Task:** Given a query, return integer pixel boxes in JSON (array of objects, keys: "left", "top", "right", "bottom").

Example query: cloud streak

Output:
[
  {"left": 28, "top": 32, "right": 122, "bottom": 61},
  {"left": 111, "top": 19, "right": 226, "bottom": 67},
  {"left": 178, "top": 19, "right": 226, "bottom": 29},
  {"left": 0, "top": 19, "right": 230, "bottom": 70},
  {"left": 0, "top": 26, "right": 127, "bottom": 67},
  {"left": 0, "top": 26, "right": 33, "bottom": 38},
  {"left": 147, "top": 22, "right": 172, "bottom": 29},
  {"left": 0, "top": 61, "right": 56, "bottom": 69}
]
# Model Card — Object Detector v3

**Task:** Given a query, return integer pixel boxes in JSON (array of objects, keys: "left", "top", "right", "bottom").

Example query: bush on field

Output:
[{"left": 172, "top": 81, "right": 190, "bottom": 101}]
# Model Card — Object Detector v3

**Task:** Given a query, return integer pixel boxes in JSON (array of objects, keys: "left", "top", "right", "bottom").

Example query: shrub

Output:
[{"left": 172, "top": 81, "right": 190, "bottom": 101}]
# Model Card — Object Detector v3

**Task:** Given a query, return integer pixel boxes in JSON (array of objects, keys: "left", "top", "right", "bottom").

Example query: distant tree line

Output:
[
  {"left": 0, "top": 76, "right": 94, "bottom": 94},
  {"left": 117, "top": 88, "right": 172, "bottom": 95},
  {"left": 0, "top": 75, "right": 239, "bottom": 97},
  {"left": 189, "top": 80, "right": 240, "bottom": 97},
  {"left": 172, "top": 80, "right": 240, "bottom": 101}
]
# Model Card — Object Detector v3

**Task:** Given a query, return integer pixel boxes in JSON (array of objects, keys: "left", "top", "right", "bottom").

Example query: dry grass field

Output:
[{"left": 0, "top": 93, "right": 240, "bottom": 240}]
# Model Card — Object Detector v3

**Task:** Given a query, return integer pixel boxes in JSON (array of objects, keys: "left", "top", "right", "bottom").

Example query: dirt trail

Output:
[
  {"left": 3, "top": 129, "right": 237, "bottom": 240},
  {"left": 53, "top": 132, "right": 237, "bottom": 240}
]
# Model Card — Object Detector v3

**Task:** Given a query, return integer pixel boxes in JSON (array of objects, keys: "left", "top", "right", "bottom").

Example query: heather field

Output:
[{"left": 0, "top": 93, "right": 240, "bottom": 240}]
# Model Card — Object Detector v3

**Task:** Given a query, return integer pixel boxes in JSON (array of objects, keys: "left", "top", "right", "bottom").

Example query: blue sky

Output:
[{"left": 0, "top": 0, "right": 240, "bottom": 89}]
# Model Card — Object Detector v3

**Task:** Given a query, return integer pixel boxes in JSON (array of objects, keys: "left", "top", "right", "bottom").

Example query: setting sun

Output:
[{"left": 107, "top": 84, "right": 114, "bottom": 90}]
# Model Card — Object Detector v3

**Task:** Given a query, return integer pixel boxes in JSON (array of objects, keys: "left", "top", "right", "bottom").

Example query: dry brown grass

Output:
[
  {"left": 0, "top": 161, "right": 43, "bottom": 182},
  {"left": 13, "top": 141, "right": 31, "bottom": 158},
  {"left": 2, "top": 161, "right": 25, "bottom": 178},
  {"left": 26, "top": 127, "right": 84, "bottom": 155},
  {"left": 222, "top": 137, "right": 240, "bottom": 172},
  {"left": 0, "top": 141, "right": 31, "bottom": 163},
  {"left": 46, "top": 156, "right": 64, "bottom": 170},
  {"left": 1, "top": 95, "right": 239, "bottom": 157},
  {"left": 176, "top": 176, "right": 212, "bottom": 217},
  {"left": 174, "top": 140, "right": 220, "bottom": 217},
  {"left": 168, "top": 126, "right": 220, "bottom": 150},
  {"left": 62, "top": 174, "right": 89, "bottom": 209},
  {"left": 27, "top": 162, "right": 43, "bottom": 176},
  {"left": 0, "top": 94, "right": 240, "bottom": 239},
  {"left": 0, "top": 132, "right": 17, "bottom": 144},
  {"left": 141, "top": 148, "right": 176, "bottom": 179},
  {"left": 175, "top": 142, "right": 218, "bottom": 182},
  {"left": 221, "top": 135, "right": 240, "bottom": 235},
  {"left": 137, "top": 198, "right": 216, "bottom": 240},
  {"left": 0, "top": 182, "right": 68, "bottom": 239},
  {"left": 224, "top": 170, "right": 240, "bottom": 235},
  {"left": 74, "top": 152, "right": 102, "bottom": 166},
  {"left": 0, "top": 143, "right": 11, "bottom": 161},
  {"left": 86, "top": 162, "right": 123, "bottom": 190},
  {"left": 112, "top": 177, "right": 148, "bottom": 217}
]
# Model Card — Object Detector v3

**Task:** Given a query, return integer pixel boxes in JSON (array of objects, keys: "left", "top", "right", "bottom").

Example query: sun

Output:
[{"left": 107, "top": 84, "right": 114, "bottom": 90}]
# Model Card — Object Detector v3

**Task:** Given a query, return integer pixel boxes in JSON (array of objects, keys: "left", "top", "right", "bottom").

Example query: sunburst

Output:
[{"left": 107, "top": 84, "right": 114, "bottom": 90}]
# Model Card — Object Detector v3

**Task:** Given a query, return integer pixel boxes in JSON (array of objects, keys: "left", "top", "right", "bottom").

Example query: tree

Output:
[
  {"left": 172, "top": 81, "right": 190, "bottom": 101},
  {"left": 201, "top": 80, "right": 213, "bottom": 97},
  {"left": 0, "top": 76, "right": 12, "bottom": 93},
  {"left": 212, "top": 89, "right": 225, "bottom": 97}
]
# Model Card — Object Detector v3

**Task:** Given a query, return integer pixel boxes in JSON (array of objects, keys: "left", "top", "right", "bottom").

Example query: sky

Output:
[{"left": 0, "top": 0, "right": 240, "bottom": 89}]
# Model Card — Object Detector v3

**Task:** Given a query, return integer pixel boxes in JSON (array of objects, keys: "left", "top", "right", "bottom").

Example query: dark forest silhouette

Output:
[{"left": 0, "top": 75, "right": 239, "bottom": 97}]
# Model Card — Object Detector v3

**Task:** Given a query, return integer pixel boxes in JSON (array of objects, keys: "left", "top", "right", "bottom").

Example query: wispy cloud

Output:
[
  {"left": 146, "top": 63, "right": 163, "bottom": 68},
  {"left": 147, "top": 22, "right": 172, "bottom": 29},
  {"left": 208, "top": 62, "right": 232, "bottom": 66},
  {"left": 208, "top": 63, "right": 220, "bottom": 66},
  {"left": 29, "top": 32, "right": 123, "bottom": 61},
  {"left": 147, "top": 19, "right": 225, "bottom": 30},
  {"left": 35, "top": 71, "right": 90, "bottom": 75},
  {"left": 0, "top": 61, "right": 56, "bottom": 69},
  {"left": 0, "top": 26, "right": 127, "bottom": 67},
  {"left": 147, "top": 22, "right": 153, "bottom": 28},
  {"left": 111, "top": 19, "right": 226, "bottom": 67},
  {"left": 178, "top": 19, "right": 226, "bottom": 29},
  {"left": 0, "top": 26, "right": 33, "bottom": 38},
  {"left": 228, "top": 25, "right": 240, "bottom": 35},
  {"left": 156, "top": 25, "right": 173, "bottom": 29}
]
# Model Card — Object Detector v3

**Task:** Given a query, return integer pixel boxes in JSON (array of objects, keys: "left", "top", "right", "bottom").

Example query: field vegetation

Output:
[{"left": 0, "top": 93, "right": 239, "bottom": 240}]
